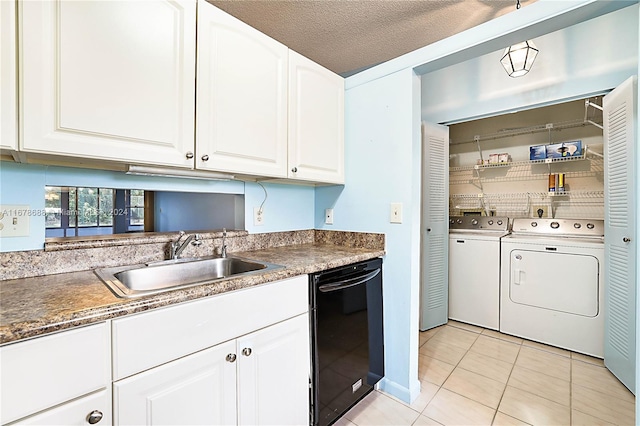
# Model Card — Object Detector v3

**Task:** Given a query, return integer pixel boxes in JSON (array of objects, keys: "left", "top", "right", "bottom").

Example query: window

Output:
[{"left": 45, "top": 187, "right": 145, "bottom": 237}]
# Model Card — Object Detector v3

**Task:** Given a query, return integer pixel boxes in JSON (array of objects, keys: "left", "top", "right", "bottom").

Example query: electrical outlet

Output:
[
  {"left": 0, "top": 205, "right": 31, "bottom": 237},
  {"left": 390, "top": 203, "right": 403, "bottom": 224},
  {"left": 253, "top": 207, "right": 264, "bottom": 226},
  {"left": 532, "top": 205, "right": 548, "bottom": 218},
  {"left": 325, "top": 208, "right": 334, "bottom": 225}
]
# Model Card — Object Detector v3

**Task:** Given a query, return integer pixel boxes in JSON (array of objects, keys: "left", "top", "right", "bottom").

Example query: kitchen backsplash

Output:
[{"left": 0, "top": 230, "right": 385, "bottom": 281}]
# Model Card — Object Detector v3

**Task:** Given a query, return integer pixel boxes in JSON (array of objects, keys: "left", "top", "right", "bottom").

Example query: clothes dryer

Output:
[{"left": 500, "top": 218, "right": 604, "bottom": 357}]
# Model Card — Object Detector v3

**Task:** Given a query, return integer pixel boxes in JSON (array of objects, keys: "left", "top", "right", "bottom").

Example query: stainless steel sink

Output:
[{"left": 95, "top": 256, "right": 283, "bottom": 298}]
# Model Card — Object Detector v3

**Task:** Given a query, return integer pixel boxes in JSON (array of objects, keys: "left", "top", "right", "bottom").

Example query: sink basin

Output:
[{"left": 95, "top": 256, "right": 283, "bottom": 298}]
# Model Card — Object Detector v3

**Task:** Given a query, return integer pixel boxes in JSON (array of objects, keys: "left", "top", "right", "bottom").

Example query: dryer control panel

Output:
[{"left": 511, "top": 218, "right": 604, "bottom": 237}]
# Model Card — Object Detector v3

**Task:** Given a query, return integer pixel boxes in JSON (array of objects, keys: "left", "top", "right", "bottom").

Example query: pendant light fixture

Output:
[{"left": 500, "top": 0, "right": 539, "bottom": 77}]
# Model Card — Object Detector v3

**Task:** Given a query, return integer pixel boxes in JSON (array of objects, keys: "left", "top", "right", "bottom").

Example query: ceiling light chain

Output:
[{"left": 500, "top": 0, "right": 538, "bottom": 78}]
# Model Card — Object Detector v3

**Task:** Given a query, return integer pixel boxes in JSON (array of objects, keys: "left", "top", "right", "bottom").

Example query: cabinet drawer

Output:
[
  {"left": 11, "top": 389, "right": 111, "bottom": 426},
  {"left": 0, "top": 323, "right": 109, "bottom": 425},
  {"left": 112, "top": 275, "right": 308, "bottom": 380}
]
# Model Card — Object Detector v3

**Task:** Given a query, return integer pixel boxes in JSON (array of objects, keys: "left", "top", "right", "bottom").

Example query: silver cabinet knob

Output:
[
  {"left": 86, "top": 410, "right": 103, "bottom": 424},
  {"left": 623, "top": 237, "right": 631, "bottom": 243},
  {"left": 201, "top": 154, "right": 210, "bottom": 162},
  {"left": 226, "top": 353, "right": 236, "bottom": 363},
  {"left": 291, "top": 167, "right": 298, "bottom": 173},
  {"left": 185, "top": 151, "right": 194, "bottom": 159},
  {"left": 242, "top": 348, "right": 252, "bottom": 356}
]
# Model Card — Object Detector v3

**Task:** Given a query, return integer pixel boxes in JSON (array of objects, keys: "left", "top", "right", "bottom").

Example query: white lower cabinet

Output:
[
  {"left": 0, "top": 323, "right": 110, "bottom": 425},
  {"left": 237, "top": 313, "right": 310, "bottom": 426},
  {"left": 114, "top": 340, "right": 237, "bottom": 425},
  {"left": 114, "top": 313, "right": 310, "bottom": 426},
  {"left": 112, "top": 275, "right": 310, "bottom": 426}
]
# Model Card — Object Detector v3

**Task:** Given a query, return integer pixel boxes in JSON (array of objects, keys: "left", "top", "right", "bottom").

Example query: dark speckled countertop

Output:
[{"left": 0, "top": 243, "right": 384, "bottom": 345}]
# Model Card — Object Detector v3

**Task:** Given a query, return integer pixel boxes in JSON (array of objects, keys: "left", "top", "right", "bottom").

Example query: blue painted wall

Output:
[
  {"left": 0, "top": 161, "right": 315, "bottom": 251},
  {"left": 318, "top": 1, "right": 640, "bottom": 405},
  {"left": 421, "top": 5, "right": 639, "bottom": 124},
  {"left": 316, "top": 68, "right": 423, "bottom": 401}
]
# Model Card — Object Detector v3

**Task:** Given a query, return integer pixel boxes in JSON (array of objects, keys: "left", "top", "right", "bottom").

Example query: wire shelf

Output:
[
  {"left": 449, "top": 150, "right": 599, "bottom": 172},
  {"left": 450, "top": 118, "right": 603, "bottom": 146},
  {"left": 449, "top": 191, "right": 605, "bottom": 219}
]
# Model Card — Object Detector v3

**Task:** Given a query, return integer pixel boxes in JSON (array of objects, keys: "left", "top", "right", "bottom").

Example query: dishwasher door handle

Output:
[{"left": 318, "top": 269, "right": 381, "bottom": 293}]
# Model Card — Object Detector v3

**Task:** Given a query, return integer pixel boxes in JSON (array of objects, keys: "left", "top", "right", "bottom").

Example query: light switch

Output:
[
  {"left": 390, "top": 203, "right": 403, "bottom": 224},
  {"left": 0, "top": 205, "right": 31, "bottom": 237}
]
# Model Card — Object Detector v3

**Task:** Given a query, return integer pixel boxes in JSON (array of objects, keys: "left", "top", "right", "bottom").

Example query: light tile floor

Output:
[{"left": 336, "top": 321, "right": 635, "bottom": 426}]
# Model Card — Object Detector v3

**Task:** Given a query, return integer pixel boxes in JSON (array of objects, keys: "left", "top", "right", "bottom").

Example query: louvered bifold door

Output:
[
  {"left": 604, "top": 75, "right": 637, "bottom": 394},
  {"left": 420, "top": 122, "right": 449, "bottom": 331}
]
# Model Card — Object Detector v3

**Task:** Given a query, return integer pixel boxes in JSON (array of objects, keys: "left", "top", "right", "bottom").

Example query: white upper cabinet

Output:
[
  {"left": 196, "top": 1, "right": 288, "bottom": 178},
  {"left": 1, "top": 0, "right": 17, "bottom": 152},
  {"left": 288, "top": 50, "right": 345, "bottom": 184},
  {"left": 19, "top": 0, "right": 196, "bottom": 168}
]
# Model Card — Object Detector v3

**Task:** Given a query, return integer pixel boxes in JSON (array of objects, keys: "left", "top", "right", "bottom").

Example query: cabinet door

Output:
[
  {"left": 237, "top": 313, "right": 310, "bottom": 426},
  {"left": 19, "top": 0, "right": 196, "bottom": 168},
  {"left": 0, "top": 0, "right": 17, "bottom": 152},
  {"left": 196, "top": 1, "right": 288, "bottom": 178},
  {"left": 288, "top": 50, "right": 344, "bottom": 184},
  {"left": 114, "top": 340, "right": 237, "bottom": 426}
]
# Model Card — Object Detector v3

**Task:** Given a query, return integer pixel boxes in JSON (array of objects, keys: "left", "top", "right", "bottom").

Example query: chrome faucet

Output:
[
  {"left": 170, "top": 231, "right": 201, "bottom": 259},
  {"left": 220, "top": 228, "right": 227, "bottom": 258}
]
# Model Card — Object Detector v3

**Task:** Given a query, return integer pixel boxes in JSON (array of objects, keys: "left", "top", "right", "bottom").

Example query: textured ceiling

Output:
[{"left": 208, "top": 0, "right": 537, "bottom": 76}]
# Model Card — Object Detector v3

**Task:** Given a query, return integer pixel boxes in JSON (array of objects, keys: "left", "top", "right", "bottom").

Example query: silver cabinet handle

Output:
[
  {"left": 623, "top": 237, "right": 631, "bottom": 243},
  {"left": 291, "top": 167, "right": 297, "bottom": 173},
  {"left": 201, "top": 154, "right": 209, "bottom": 161},
  {"left": 242, "top": 348, "right": 252, "bottom": 357},
  {"left": 226, "top": 353, "right": 236, "bottom": 363},
  {"left": 86, "top": 410, "right": 103, "bottom": 424},
  {"left": 185, "top": 151, "right": 194, "bottom": 159}
]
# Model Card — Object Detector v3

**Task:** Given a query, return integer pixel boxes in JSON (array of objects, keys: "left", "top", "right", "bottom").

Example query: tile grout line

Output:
[{"left": 491, "top": 335, "right": 524, "bottom": 425}]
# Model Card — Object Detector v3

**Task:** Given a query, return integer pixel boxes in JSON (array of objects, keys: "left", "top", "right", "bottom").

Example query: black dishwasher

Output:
[{"left": 310, "top": 258, "right": 384, "bottom": 426}]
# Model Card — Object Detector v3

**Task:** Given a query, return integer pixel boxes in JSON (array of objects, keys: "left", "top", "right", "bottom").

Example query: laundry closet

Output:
[{"left": 440, "top": 89, "right": 637, "bottom": 393}]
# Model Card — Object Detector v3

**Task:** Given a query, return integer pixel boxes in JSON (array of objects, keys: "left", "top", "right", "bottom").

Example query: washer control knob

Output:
[
  {"left": 574, "top": 223, "right": 582, "bottom": 229},
  {"left": 587, "top": 223, "right": 595, "bottom": 229},
  {"left": 471, "top": 219, "right": 478, "bottom": 225},
  {"left": 550, "top": 221, "right": 560, "bottom": 229},
  {"left": 497, "top": 220, "right": 503, "bottom": 226},
  {"left": 488, "top": 220, "right": 494, "bottom": 225},
  {"left": 456, "top": 219, "right": 463, "bottom": 224},
  {"left": 531, "top": 222, "right": 538, "bottom": 227}
]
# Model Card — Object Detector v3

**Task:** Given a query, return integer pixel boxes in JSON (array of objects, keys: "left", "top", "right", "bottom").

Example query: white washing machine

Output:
[
  {"left": 500, "top": 218, "right": 605, "bottom": 357},
  {"left": 449, "top": 216, "right": 510, "bottom": 330}
]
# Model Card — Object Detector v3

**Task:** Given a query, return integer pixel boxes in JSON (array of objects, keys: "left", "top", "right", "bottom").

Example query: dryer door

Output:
[{"left": 509, "top": 249, "right": 599, "bottom": 317}]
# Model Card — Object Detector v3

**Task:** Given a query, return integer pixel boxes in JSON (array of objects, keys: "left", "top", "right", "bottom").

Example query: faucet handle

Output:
[
  {"left": 222, "top": 228, "right": 227, "bottom": 236},
  {"left": 192, "top": 234, "right": 202, "bottom": 247}
]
